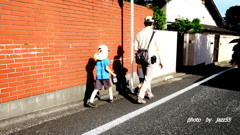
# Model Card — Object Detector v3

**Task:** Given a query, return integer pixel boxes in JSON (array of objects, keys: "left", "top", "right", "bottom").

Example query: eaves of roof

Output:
[
  {"left": 202, "top": 24, "right": 236, "bottom": 35},
  {"left": 204, "top": 0, "right": 227, "bottom": 27}
]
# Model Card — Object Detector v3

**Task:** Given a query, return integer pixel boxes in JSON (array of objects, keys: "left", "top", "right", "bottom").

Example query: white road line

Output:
[{"left": 82, "top": 68, "right": 232, "bottom": 135}]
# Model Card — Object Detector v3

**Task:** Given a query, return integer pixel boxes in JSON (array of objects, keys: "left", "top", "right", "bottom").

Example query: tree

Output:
[
  {"left": 123, "top": 0, "right": 167, "bottom": 30},
  {"left": 149, "top": 6, "right": 167, "bottom": 30},
  {"left": 225, "top": 6, "right": 240, "bottom": 35},
  {"left": 188, "top": 18, "right": 203, "bottom": 34},
  {"left": 123, "top": 0, "right": 144, "bottom": 5},
  {"left": 170, "top": 18, "right": 203, "bottom": 34}
]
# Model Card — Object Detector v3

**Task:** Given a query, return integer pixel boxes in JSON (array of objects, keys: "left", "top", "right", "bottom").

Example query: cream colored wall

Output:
[
  {"left": 218, "top": 35, "right": 240, "bottom": 62},
  {"left": 166, "top": 0, "right": 217, "bottom": 26},
  {"left": 153, "top": 30, "right": 178, "bottom": 77},
  {"left": 184, "top": 34, "right": 240, "bottom": 66},
  {"left": 184, "top": 34, "right": 215, "bottom": 66}
]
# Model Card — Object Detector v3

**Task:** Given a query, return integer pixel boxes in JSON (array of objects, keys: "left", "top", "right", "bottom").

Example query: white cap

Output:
[
  {"left": 145, "top": 16, "right": 154, "bottom": 23},
  {"left": 98, "top": 44, "right": 108, "bottom": 52},
  {"left": 94, "top": 44, "right": 109, "bottom": 60}
]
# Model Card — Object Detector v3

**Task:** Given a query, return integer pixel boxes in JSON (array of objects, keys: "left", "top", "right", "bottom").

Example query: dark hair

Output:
[{"left": 144, "top": 22, "right": 153, "bottom": 27}]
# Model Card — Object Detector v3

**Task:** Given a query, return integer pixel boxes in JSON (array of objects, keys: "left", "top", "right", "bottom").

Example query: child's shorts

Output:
[{"left": 95, "top": 79, "right": 111, "bottom": 90}]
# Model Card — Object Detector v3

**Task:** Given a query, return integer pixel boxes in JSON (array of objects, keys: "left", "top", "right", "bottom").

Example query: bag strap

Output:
[{"left": 146, "top": 31, "right": 155, "bottom": 50}]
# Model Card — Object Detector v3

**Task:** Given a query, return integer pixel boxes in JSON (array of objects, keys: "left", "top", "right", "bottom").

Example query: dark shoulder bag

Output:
[{"left": 135, "top": 31, "right": 155, "bottom": 65}]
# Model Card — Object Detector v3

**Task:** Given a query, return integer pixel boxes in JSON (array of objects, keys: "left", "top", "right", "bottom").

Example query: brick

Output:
[
  {"left": 0, "top": 50, "right": 14, "bottom": 54},
  {"left": 3, "top": 15, "right": 20, "bottom": 21},
  {"left": 38, "top": 77, "right": 49, "bottom": 82},
  {"left": 22, "top": 53, "right": 36, "bottom": 58},
  {"left": 0, "top": 60, "right": 14, "bottom": 64},
  {"left": 6, "top": 54, "right": 22, "bottom": 59},
  {"left": 1, "top": 87, "right": 17, "bottom": 93},
  {"left": 51, "top": 82, "right": 62, "bottom": 88},
  {"left": 30, "top": 57, "right": 43, "bottom": 62},
  {"left": 50, "top": 67, "right": 60, "bottom": 72},
  {"left": 0, "top": 77, "right": 16, "bottom": 84},
  {"left": 43, "top": 56, "right": 54, "bottom": 60},
  {"left": 0, "top": 74, "right": 7, "bottom": 79},
  {"left": 44, "top": 64, "right": 55, "bottom": 69},
  {"left": 23, "top": 62, "right": 37, "bottom": 67},
  {"left": 0, "top": 40, "right": 12, "bottom": 44},
  {"left": 38, "top": 69, "right": 49, "bottom": 74},
  {"left": 15, "top": 58, "right": 30, "bottom": 63},
  {"left": 25, "top": 79, "right": 37, "bottom": 84},
  {"left": 7, "top": 63, "right": 22, "bottom": 68},
  {"left": 16, "top": 67, "right": 30, "bottom": 72},
  {"left": 0, "top": 20, "right": 11, "bottom": 25},
  {"left": 0, "top": 55, "right": 6, "bottom": 60},
  {"left": 31, "top": 90, "right": 45, "bottom": 96},
  {"left": 2, "top": 96, "right": 18, "bottom": 102},
  {"left": 22, "top": 44, "right": 35, "bottom": 49},
  {"left": 10, "top": 90, "right": 25, "bottom": 96},
  {"left": 14, "top": 49, "right": 29, "bottom": 54},
  {"left": 0, "top": 93, "right": 9, "bottom": 98},
  {"left": 37, "top": 53, "right": 49, "bottom": 57},
  {"left": 25, "top": 87, "right": 38, "bottom": 93},
  {"left": 45, "top": 87, "right": 57, "bottom": 93},
  {"left": 17, "top": 76, "right": 31, "bottom": 81},
  {"left": 31, "top": 74, "right": 43, "bottom": 79},
  {"left": 31, "top": 65, "right": 43, "bottom": 70},
  {"left": 9, "top": 81, "right": 24, "bottom": 87},
  {"left": 31, "top": 82, "right": 44, "bottom": 87},
  {"left": 0, "top": 83, "right": 8, "bottom": 89},
  {"left": 18, "top": 84, "right": 31, "bottom": 90},
  {"left": 8, "top": 72, "right": 23, "bottom": 78},
  {"left": 38, "top": 85, "right": 50, "bottom": 90},
  {"left": 24, "top": 70, "right": 37, "bottom": 76},
  {"left": 18, "top": 93, "right": 32, "bottom": 99}
]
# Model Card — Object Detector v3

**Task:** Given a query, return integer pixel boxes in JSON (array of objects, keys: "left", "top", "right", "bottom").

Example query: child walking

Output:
[{"left": 87, "top": 45, "right": 116, "bottom": 108}]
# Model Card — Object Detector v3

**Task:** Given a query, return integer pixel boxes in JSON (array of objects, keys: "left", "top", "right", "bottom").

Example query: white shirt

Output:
[{"left": 134, "top": 26, "right": 161, "bottom": 64}]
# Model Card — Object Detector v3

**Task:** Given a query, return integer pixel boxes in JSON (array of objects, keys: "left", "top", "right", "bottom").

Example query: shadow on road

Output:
[
  {"left": 202, "top": 68, "right": 240, "bottom": 92},
  {"left": 179, "top": 63, "right": 239, "bottom": 92}
]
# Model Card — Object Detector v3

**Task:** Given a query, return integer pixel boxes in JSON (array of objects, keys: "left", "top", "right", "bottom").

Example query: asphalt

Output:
[{"left": 0, "top": 63, "right": 232, "bottom": 135}]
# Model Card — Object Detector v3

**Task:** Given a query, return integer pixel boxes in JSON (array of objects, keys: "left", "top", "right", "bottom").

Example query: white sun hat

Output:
[
  {"left": 94, "top": 44, "right": 109, "bottom": 60},
  {"left": 145, "top": 16, "right": 154, "bottom": 23}
]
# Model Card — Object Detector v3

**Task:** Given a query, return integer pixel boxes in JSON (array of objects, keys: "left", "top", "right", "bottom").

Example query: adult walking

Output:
[{"left": 134, "top": 16, "right": 163, "bottom": 104}]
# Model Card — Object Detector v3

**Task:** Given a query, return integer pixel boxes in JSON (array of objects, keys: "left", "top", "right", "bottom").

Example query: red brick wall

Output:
[{"left": 0, "top": 0, "right": 153, "bottom": 103}]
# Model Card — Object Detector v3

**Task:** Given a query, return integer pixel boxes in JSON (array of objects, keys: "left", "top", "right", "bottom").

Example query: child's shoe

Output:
[
  {"left": 108, "top": 96, "right": 116, "bottom": 103},
  {"left": 87, "top": 102, "right": 97, "bottom": 108}
]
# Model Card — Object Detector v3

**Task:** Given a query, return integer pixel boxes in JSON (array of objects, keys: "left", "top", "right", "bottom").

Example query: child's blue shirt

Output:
[{"left": 96, "top": 58, "right": 110, "bottom": 79}]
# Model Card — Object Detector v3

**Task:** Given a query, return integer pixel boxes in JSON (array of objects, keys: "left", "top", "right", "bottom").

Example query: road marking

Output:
[{"left": 82, "top": 68, "right": 232, "bottom": 135}]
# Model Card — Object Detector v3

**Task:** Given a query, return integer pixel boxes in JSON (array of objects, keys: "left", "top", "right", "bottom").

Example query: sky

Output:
[{"left": 214, "top": 0, "right": 240, "bottom": 17}]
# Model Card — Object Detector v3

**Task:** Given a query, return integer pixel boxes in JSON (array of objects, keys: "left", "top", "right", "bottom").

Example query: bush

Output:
[
  {"left": 149, "top": 6, "right": 167, "bottom": 30},
  {"left": 170, "top": 18, "right": 203, "bottom": 34}
]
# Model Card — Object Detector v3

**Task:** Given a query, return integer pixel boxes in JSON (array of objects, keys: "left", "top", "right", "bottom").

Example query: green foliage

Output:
[
  {"left": 225, "top": 6, "right": 240, "bottom": 35},
  {"left": 123, "top": 0, "right": 167, "bottom": 30},
  {"left": 150, "top": 6, "right": 167, "bottom": 30},
  {"left": 170, "top": 18, "right": 203, "bottom": 34},
  {"left": 123, "top": 0, "right": 143, "bottom": 5}
]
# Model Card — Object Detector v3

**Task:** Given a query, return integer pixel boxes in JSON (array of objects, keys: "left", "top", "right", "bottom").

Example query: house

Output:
[
  {"left": 156, "top": 0, "right": 236, "bottom": 35},
  {"left": 155, "top": 0, "right": 239, "bottom": 67}
]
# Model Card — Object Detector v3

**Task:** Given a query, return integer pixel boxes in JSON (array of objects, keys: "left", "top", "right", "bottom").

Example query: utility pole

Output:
[{"left": 130, "top": 0, "right": 134, "bottom": 92}]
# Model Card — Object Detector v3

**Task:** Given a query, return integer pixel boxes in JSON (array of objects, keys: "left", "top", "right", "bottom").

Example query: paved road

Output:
[{"left": 1, "top": 65, "right": 240, "bottom": 135}]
